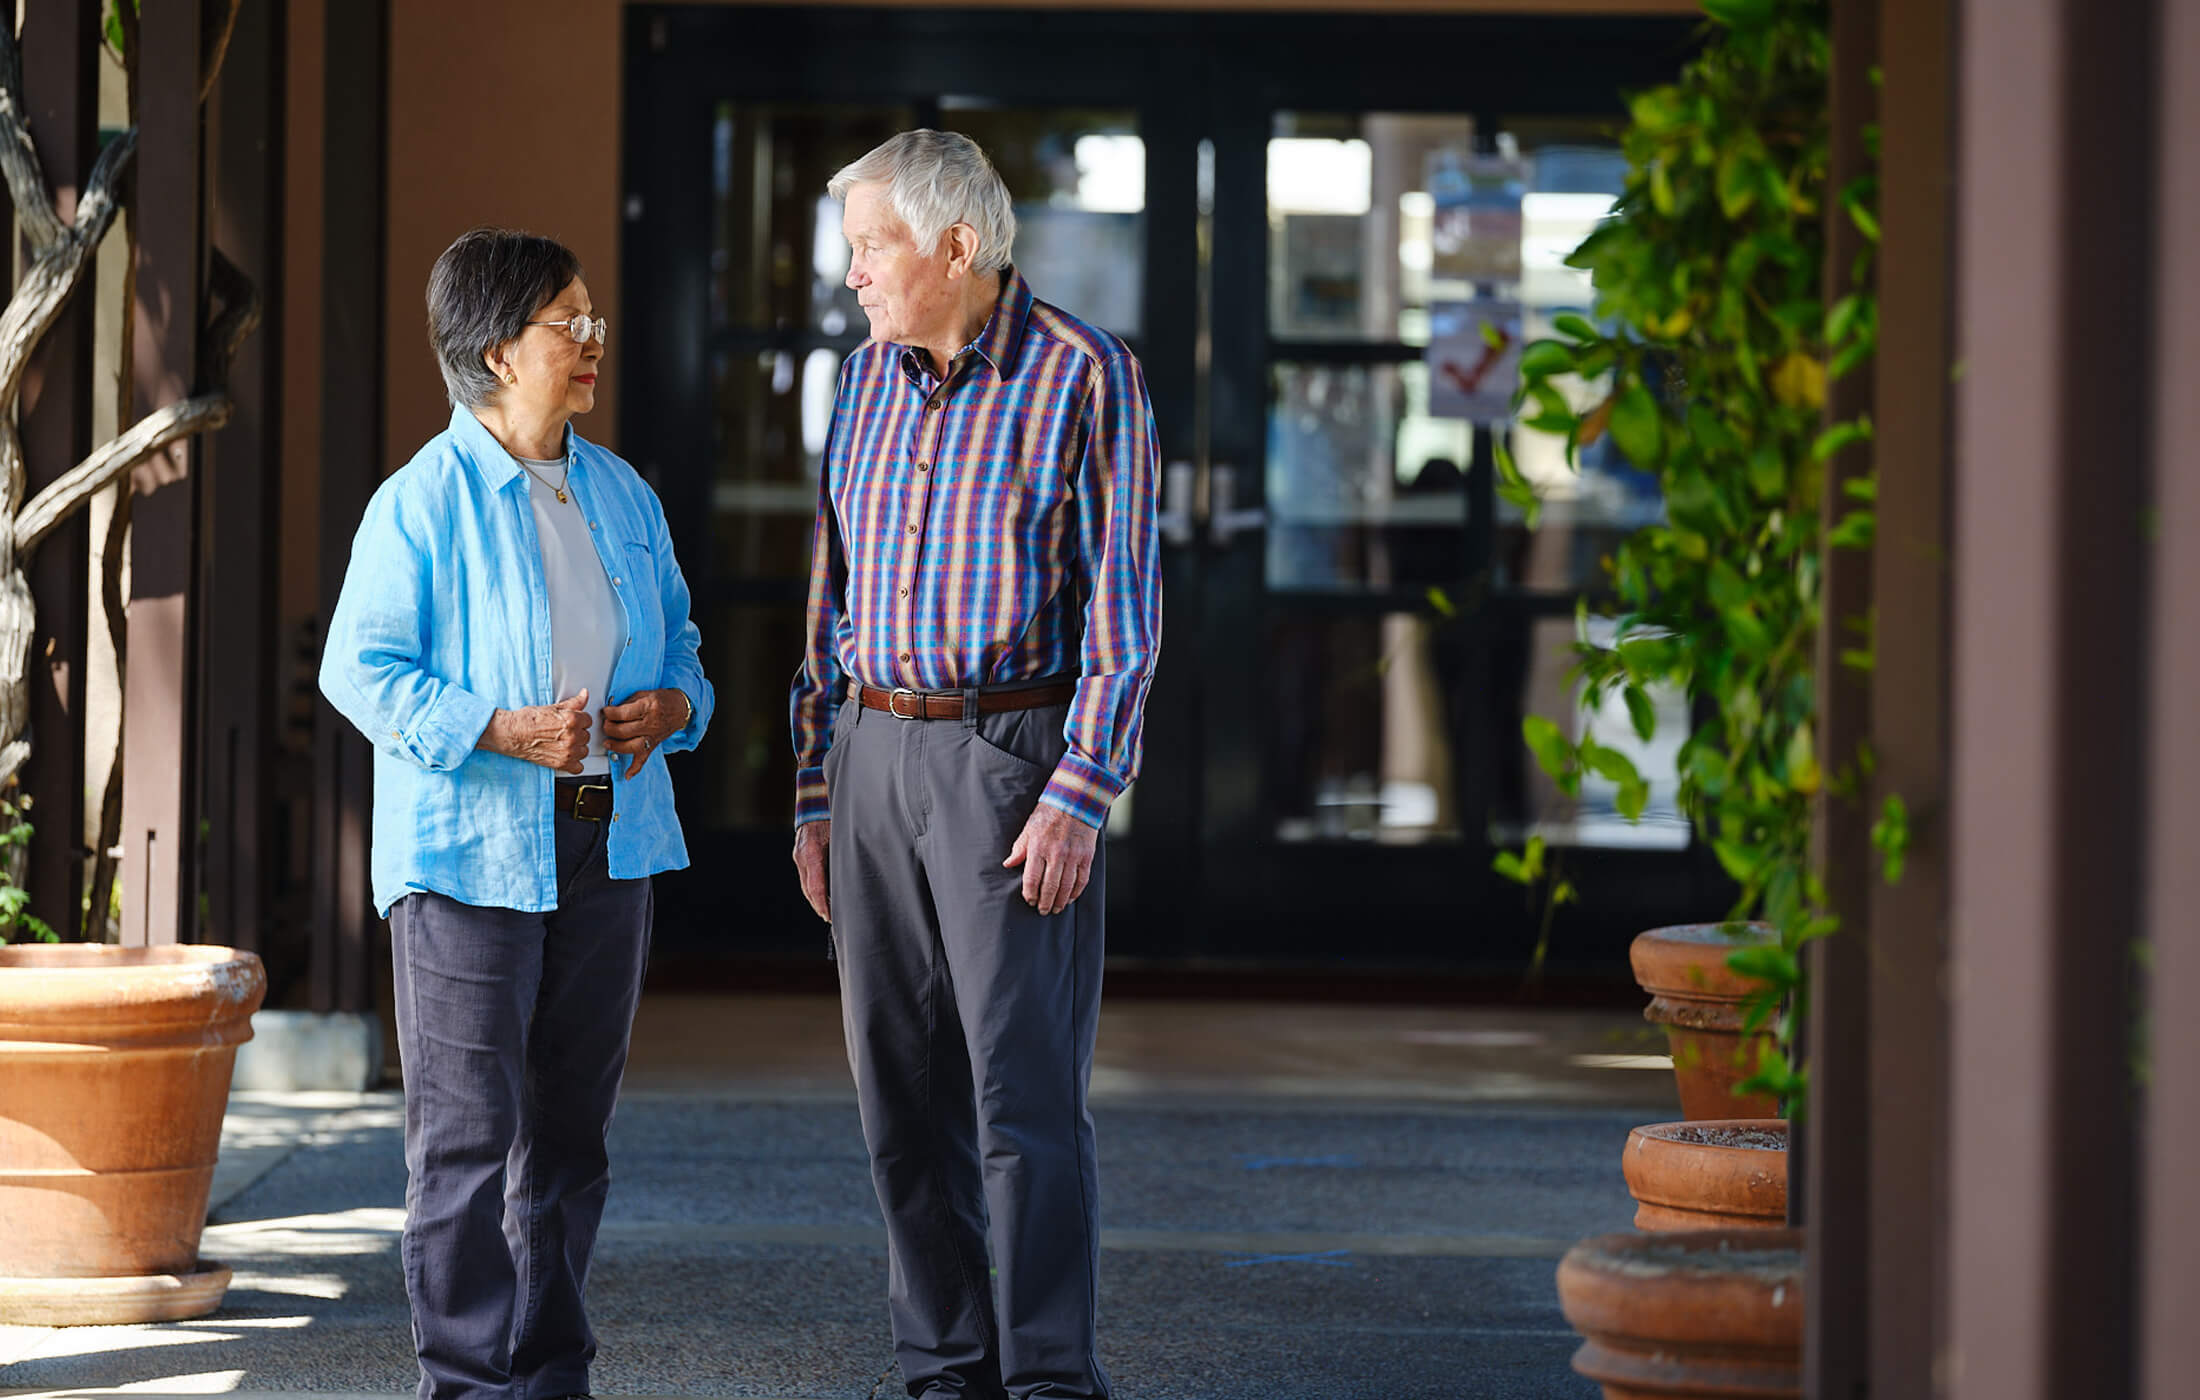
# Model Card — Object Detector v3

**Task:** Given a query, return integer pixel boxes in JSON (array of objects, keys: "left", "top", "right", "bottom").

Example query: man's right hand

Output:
[
  {"left": 478, "top": 690, "right": 591, "bottom": 773},
  {"left": 793, "top": 819, "right": 831, "bottom": 922}
]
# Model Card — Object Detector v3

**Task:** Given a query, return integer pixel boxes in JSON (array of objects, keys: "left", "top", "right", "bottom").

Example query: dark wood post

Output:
[
  {"left": 309, "top": 0, "right": 387, "bottom": 1013},
  {"left": 1863, "top": 0, "right": 1956, "bottom": 1391},
  {"left": 2140, "top": 3, "right": 2200, "bottom": 1394},
  {"left": 1945, "top": 0, "right": 2153, "bottom": 1395},
  {"left": 17, "top": 0, "right": 97, "bottom": 938},
  {"left": 200, "top": 0, "right": 286, "bottom": 959},
  {"left": 120, "top": 0, "right": 207, "bottom": 947},
  {"left": 1802, "top": 0, "right": 1878, "bottom": 1393}
]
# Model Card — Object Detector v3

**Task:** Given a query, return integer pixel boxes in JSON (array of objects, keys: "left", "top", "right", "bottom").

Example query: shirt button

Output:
[
  {"left": 899, "top": 652, "right": 911, "bottom": 662},
  {"left": 917, "top": 461, "right": 930, "bottom": 472},
  {"left": 906, "top": 525, "right": 918, "bottom": 536},
  {"left": 590, "top": 521, "right": 598, "bottom": 530},
  {"left": 926, "top": 400, "right": 943, "bottom": 412},
  {"left": 898, "top": 586, "right": 909, "bottom": 597},
  {"left": 613, "top": 577, "right": 622, "bottom": 586}
]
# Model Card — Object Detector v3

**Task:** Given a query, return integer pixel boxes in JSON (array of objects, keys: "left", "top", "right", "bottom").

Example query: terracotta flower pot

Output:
[
  {"left": 1623, "top": 1119, "right": 1788, "bottom": 1231},
  {"left": 1557, "top": 1227, "right": 1804, "bottom": 1399},
  {"left": 1630, "top": 923, "right": 1782, "bottom": 1120},
  {"left": 0, "top": 943, "right": 266, "bottom": 1325}
]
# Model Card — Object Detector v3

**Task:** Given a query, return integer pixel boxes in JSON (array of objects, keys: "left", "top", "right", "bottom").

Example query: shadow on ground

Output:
[{"left": 3, "top": 998, "right": 1674, "bottom": 1399}]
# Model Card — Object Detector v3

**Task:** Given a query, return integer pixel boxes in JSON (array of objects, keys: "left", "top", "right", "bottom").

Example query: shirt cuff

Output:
[
  {"left": 663, "top": 685, "right": 699, "bottom": 753},
  {"left": 407, "top": 682, "right": 498, "bottom": 772},
  {"left": 794, "top": 763, "right": 830, "bottom": 826},
  {"left": 1038, "top": 750, "right": 1125, "bottom": 830}
]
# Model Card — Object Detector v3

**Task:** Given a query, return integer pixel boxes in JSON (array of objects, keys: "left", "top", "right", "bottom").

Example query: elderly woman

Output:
[{"left": 321, "top": 227, "right": 711, "bottom": 1400}]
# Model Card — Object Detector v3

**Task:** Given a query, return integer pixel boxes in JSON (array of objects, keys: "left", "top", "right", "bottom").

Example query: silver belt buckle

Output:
[{"left": 888, "top": 687, "right": 924, "bottom": 720}]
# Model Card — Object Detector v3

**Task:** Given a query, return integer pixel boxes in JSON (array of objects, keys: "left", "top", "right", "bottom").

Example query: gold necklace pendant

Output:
[{"left": 520, "top": 458, "right": 573, "bottom": 504}]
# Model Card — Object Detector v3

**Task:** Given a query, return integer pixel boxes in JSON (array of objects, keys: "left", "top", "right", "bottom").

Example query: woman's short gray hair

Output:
[
  {"left": 828, "top": 130, "right": 1017, "bottom": 273},
  {"left": 426, "top": 228, "right": 585, "bottom": 409}
]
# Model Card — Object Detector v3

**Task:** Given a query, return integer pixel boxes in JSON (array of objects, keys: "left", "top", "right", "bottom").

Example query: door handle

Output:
[
  {"left": 1208, "top": 463, "right": 1267, "bottom": 547},
  {"left": 1158, "top": 460, "right": 1198, "bottom": 548}
]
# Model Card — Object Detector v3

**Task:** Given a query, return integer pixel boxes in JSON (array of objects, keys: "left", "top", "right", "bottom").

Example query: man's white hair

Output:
[{"left": 829, "top": 129, "right": 1017, "bottom": 273}]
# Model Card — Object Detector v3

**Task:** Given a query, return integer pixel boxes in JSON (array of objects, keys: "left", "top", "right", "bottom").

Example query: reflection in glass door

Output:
[
  {"left": 1248, "top": 112, "right": 1690, "bottom": 851},
  {"left": 700, "top": 104, "right": 910, "bottom": 835},
  {"left": 941, "top": 105, "right": 1147, "bottom": 343},
  {"left": 624, "top": 3, "right": 1709, "bottom": 969}
]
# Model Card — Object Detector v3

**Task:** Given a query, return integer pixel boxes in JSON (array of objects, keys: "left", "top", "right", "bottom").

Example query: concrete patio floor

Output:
[{"left": 1, "top": 993, "right": 1678, "bottom": 1400}]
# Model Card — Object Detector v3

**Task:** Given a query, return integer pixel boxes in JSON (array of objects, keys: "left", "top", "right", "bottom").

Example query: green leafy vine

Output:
[
  {"left": 0, "top": 791, "right": 58, "bottom": 944},
  {"left": 1494, "top": 0, "right": 1896, "bottom": 1106}
]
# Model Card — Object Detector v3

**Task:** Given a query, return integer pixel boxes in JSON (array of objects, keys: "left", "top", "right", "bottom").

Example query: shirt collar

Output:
[
  {"left": 896, "top": 266, "right": 1033, "bottom": 388},
  {"left": 450, "top": 404, "right": 576, "bottom": 490}
]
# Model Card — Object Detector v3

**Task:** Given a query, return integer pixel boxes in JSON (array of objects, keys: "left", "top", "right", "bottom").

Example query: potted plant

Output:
[
  {"left": 1630, "top": 922, "right": 1781, "bottom": 1120},
  {"left": 0, "top": 942, "right": 266, "bottom": 1324},
  {"left": 1623, "top": 1118, "right": 1787, "bottom": 1230},
  {"left": 1497, "top": 0, "right": 1861, "bottom": 1115},
  {"left": 0, "top": 11, "right": 266, "bottom": 1326},
  {"left": 1496, "top": 0, "right": 1878, "bottom": 1117},
  {"left": 1490, "top": 0, "right": 1882, "bottom": 1380},
  {"left": 1557, "top": 1227, "right": 1804, "bottom": 1398}
]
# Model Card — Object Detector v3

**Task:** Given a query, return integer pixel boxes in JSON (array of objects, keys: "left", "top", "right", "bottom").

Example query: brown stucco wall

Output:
[
  {"left": 375, "top": 0, "right": 1694, "bottom": 473},
  {"left": 384, "top": 0, "right": 625, "bottom": 468}
]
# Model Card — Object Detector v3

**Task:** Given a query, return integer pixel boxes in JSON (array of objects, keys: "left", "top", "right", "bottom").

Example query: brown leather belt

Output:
[
  {"left": 554, "top": 779, "right": 614, "bottom": 822},
  {"left": 857, "top": 681, "right": 1077, "bottom": 721}
]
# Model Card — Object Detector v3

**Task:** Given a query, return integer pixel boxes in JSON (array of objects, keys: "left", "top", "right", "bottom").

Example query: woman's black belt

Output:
[{"left": 554, "top": 779, "right": 614, "bottom": 821}]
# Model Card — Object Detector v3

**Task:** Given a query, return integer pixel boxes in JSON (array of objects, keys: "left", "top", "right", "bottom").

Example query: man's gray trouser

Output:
[
  {"left": 826, "top": 695, "right": 1110, "bottom": 1400},
  {"left": 388, "top": 793, "right": 653, "bottom": 1400}
]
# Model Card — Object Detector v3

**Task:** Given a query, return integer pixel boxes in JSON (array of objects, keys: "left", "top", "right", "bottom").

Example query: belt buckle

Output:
[
  {"left": 887, "top": 687, "right": 924, "bottom": 720},
  {"left": 574, "top": 781, "right": 611, "bottom": 821}
]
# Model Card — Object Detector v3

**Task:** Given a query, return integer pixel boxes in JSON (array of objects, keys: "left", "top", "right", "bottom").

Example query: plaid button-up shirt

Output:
[{"left": 790, "top": 269, "right": 1162, "bottom": 829}]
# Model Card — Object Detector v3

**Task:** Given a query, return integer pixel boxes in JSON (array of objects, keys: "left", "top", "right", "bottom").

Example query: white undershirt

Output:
[{"left": 518, "top": 454, "right": 625, "bottom": 777}]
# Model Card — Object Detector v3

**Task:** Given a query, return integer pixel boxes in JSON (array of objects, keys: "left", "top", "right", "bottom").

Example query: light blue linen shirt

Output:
[{"left": 320, "top": 406, "right": 713, "bottom": 916}]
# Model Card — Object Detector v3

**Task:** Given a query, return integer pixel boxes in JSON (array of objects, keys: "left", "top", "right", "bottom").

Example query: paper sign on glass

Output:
[
  {"left": 1426, "top": 300, "right": 1523, "bottom": 423},
  {"left": 1427, "top": 150, "right": 1527, "bottom": 284}
]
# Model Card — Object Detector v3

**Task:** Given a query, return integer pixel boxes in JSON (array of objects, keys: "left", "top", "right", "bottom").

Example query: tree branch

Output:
[
  {"left": 200, "top": 0, "right": 245, "bottom": 106},
  {"left": 197, "top": 248, "right": 258, "bottom": 391},
  {"left": 14, "top": 394, "right": 232, "bottom": 561},
  {"left": 75, "top": 126, "right": 135, "bottom": 240},
  {"left": 19, "top": 247, "right": 265, "bottom": 556},
  {"left": 0, "top": 128, "right": 131, "bottom": 434},
  {"left": 0, "top": 22, "right": 62, "bottom": 254},
  {"left": 85, "top": 436, "right": 132, "bottom": 940}
]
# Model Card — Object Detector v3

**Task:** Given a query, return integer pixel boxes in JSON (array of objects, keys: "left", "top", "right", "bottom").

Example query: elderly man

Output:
[{"left": 789, "top": 129, "right": 1160, "bottom": 1400}]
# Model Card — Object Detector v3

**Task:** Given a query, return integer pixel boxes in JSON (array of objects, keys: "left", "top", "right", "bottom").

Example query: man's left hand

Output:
[
  {"left": 602, "top": 688, "right": 689, "bottom": 774},
  {"left": 1004, "top": 802, "right": 1099, "bottom": 916}
]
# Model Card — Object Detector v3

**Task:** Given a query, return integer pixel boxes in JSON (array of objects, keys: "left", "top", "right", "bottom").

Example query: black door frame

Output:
[{"left": 621, "top": 4, "right": 1716, "bottom": 974}]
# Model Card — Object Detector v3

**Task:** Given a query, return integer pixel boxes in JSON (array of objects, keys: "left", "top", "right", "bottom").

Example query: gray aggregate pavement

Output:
[{"left": 2, "top": 1009, "right": 1670, "bottom": 1400}]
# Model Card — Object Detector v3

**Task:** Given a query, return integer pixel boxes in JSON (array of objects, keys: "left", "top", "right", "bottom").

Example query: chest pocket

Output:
[
  {"left": 619, "top": 541, "right": 662, "bottom": 646},
  {"left": 1012, "top": 393, "right": 1089, "bottom": 514},
  {"left": 950, "top": 411, "right": 1070, "bottom": 543}
]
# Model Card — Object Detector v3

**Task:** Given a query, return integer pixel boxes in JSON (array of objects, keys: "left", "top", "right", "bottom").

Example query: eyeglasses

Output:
[{"left": 526, "top": 313, "right": 609, "bottom": 347}]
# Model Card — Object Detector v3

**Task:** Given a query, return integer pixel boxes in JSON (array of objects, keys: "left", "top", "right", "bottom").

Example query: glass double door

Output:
[{"left": 621, "top": 5, "right": 1717, "bottom": 969}]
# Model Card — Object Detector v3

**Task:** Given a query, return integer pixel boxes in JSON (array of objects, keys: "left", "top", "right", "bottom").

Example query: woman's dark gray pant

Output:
[
  {"left": 825, "top": 697, "right": 1111, "bottom": 1400},
  {"left": 388, "top": 797, "right": 653, "bottom": 1400}
]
